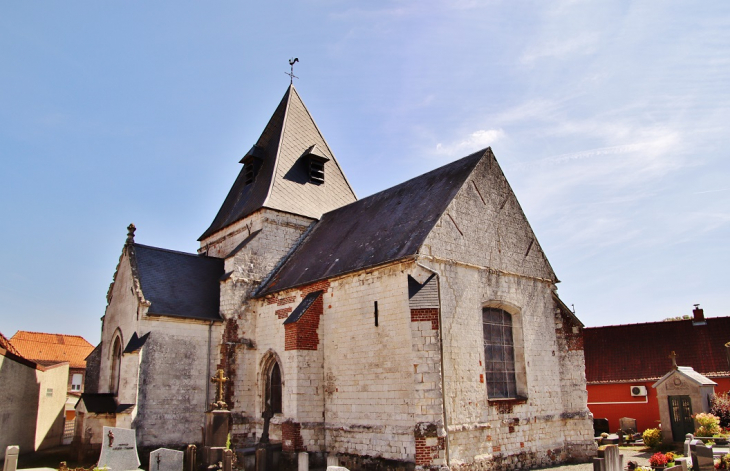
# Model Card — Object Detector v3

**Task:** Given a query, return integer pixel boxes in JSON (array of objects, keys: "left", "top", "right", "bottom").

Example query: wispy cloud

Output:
[
  {"left": 435, "top": 128, "right": 505, "bottom": 156},
  {"left": 520, "top": 32, "right": 600, "bottom": 65}
]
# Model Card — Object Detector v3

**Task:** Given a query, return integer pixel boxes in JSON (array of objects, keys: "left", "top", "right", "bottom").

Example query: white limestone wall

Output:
[
  {"left": 134, "top": 316, "right": 221, "bottom": 447},
  {"left": 99, "top": 250, "right": 140, "bottom": 395},
  {"left": 419, "top": 151, "right": 594, "bottom": 469},
  {"left": 200, "top": 209, "right": 313, "bottom": 263}
]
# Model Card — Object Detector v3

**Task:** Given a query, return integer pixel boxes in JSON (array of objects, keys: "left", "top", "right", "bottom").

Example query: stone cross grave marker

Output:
[
  {"left": 3, "top": 446, "right": 19, "bottom": 471},
  {"left": 603, "top": 445, "right": 623, "bottom": 471},
  {"left": 98, "top": 426, "right": 141, "bottom": 471},
  {"left": 149, "top": 449, "right": 183, "bottom": 471}
]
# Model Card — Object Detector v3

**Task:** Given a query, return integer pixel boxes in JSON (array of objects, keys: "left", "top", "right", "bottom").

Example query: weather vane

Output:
[{"left": 285, "top": 57, "right": 299, "bottom": 84}]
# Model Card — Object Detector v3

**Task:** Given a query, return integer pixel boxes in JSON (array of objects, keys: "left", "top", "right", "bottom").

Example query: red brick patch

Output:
[
  {"left": 282, "top": 421, "right": 304, "bottom": 452},
  {"left": 275, "top": 307, "right": 292, "bottom": 319},
  {"left": 415, "top": 436, "right": 445, "bottom": 466},
  {"left": 411, "top": 308, "right": 439, "bottom": 330},
  {"left": 277, "top": 296, "right": 296, "bottom": 306},
  {"left": 285, "top": 291, "right": 323, "bottom": 351}
]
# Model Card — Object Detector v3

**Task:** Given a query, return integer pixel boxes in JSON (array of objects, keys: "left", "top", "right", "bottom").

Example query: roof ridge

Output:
[
  {"left": 134, "top": 243, "right": 222, "bottom": 260},
  {"left": 12, "top": 331, "right": 93, "bottom": 342},
  {"left": 262, "top": 85, "right": 294, "bottom": 209}
]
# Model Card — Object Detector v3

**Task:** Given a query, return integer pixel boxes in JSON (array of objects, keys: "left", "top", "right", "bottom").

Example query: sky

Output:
[{"left": 1, "top": 1, "right": 728, "bottom": 345}]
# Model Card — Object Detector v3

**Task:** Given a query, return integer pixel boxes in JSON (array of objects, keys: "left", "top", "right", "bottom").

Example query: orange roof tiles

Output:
[
  {"left": 10, "top": 331, "right": 95, "bottom": 369},
  {"left": 0, "top": 331, "right": 22, "bottom": 356}
]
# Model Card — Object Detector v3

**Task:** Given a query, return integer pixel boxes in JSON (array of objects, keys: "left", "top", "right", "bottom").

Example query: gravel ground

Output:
[{"left": 534, "top": 448, "right": 660, "bottom": 471}]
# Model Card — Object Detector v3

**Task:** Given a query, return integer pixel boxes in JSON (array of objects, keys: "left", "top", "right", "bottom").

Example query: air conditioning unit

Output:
[{"left": 631, "top": 385, "right": 648, "bottom": 397}]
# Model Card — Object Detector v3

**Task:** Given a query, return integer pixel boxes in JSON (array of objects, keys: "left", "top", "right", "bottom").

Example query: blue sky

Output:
[{"left": 1, "top": 1, "right": 728, "bottom": 345}]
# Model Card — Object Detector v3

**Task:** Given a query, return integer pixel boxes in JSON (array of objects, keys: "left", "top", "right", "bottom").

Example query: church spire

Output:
[{"left": 199, "top": 85, "right": 356, "bottom": 242}]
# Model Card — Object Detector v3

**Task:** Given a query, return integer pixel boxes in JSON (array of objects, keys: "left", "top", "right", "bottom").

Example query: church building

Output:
[{"left": 77, "top": 85, "right": 595, "bottom": 470}]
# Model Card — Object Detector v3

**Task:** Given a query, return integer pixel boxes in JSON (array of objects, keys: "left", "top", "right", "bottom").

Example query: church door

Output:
[{"left": 668, "top": 395, "right": 694, "bottom": 441}]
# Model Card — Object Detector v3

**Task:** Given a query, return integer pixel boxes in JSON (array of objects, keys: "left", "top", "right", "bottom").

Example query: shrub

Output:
[
  {"left": 643, "top": 428, "right": 662, "bottom": 448},
  {"left": 695, "top": 413, "right": 722, "bottom": 437},
  {"left": 649, "top": 452, "right": 669, "bottom": 467},
  {"left": 712, "top": 392, "right": 730, "bottom": 428}
]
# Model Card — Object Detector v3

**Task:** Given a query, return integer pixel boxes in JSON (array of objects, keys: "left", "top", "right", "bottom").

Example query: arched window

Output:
[
  {"left": 266, "top": 362, "right": 282, "bottom": 414},
  {"left": 110, "top": 336, "right": 122, "bottom": 395},
  {"left": 483, "top": 307, "right": 516, "bottom": 399}
]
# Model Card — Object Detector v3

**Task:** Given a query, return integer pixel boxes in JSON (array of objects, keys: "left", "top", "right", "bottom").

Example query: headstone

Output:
[
  {"left": 691, "top": 441, "right": 714, "bottom": 471},
  {"left": 97, "top": 426, "right": 141, "bottom": 471},
  {"left": 326, "top": 468, "right": 349, "bottom": 471},
  {"left": 675, "top": 457, "right": 690, "bottom": 471},
  {"left": 149, "top": 449, "right": 183, "bottom": 471},
  {"left": 184, "top": 445, "right": 196, "bottom": 471},
  {"left": 593, "top": 418, "right": 610, "bottom": 436},
  {"left": 3, "top": 446, "right": 19, "bottom": 471},
  {"left": 298, "top": 452, "right": 309, "bottom": 471},
  {"left": 603, "top": 445, "right": 623, "bottom": 471},
  {"left": 222, "top": 449, "right": 233, "bottom": 471},
  {"left": 619, "top": 418, "right": 637, "bottom": 433},
  {"left": 592, "top": 457, "right": 605, "bottom": 471},
  {"left": 255, "top": 448, "right": 267, "bottom": 471},
  {"left": 684, "top": 434, "right": 694, "bottom": 460},
  {"left": 326, "top": 455, "right": 339, "bottom": 467}
]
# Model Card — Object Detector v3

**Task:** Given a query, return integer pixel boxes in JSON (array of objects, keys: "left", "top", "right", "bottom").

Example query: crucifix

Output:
[
  {"left": 156, "top": 453, "right": 161, "bottom": 471},
  {"left": 669, "top": 350, "right": 678, "bottom": 369},
  {"left": 285, "top": 58, "right": 299, "bottom": 85},
  {"left": 210, "top": 369, "right": 229, "bottom": 410},
  {"left": 107, "top": 430, "right": 115, "bottom": 447}
]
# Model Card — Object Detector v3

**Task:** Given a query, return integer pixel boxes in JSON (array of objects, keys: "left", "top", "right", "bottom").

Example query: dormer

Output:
[
  {"left": 302, "top": 145, "right": 330, "bottom": 185},
  {"left": 240, "top": 145, "right": 266, "bottom": 185}
]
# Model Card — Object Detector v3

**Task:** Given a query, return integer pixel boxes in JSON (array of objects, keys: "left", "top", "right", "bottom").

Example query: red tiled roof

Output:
[
  {"left": 584, "top": 317, "right": 730, "bottom": 383},
  {"left": 10, "top": 331, "right": 94, "bottom": 369}
]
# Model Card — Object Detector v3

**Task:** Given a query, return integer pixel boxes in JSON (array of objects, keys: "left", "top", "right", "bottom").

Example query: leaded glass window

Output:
[{"left": 483, "top": 307, "right": 517, "bottom": 399}]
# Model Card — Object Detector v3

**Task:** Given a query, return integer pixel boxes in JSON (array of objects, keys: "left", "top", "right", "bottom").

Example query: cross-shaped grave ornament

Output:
[
  {"left": 210, "top": 369, "right": 229, "bottom": 410},
  {"left": 669, "top": 350, "right": 678, "bottom": 369}
]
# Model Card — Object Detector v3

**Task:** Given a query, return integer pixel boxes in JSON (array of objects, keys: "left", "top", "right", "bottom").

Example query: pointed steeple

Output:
[{"left": 199, "top": 85, "right": 357, "bottom": 241}]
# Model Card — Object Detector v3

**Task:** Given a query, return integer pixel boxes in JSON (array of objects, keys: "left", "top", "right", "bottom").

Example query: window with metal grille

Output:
[{"left": 483, "top": 307, "right": 517, "bottom": 399}]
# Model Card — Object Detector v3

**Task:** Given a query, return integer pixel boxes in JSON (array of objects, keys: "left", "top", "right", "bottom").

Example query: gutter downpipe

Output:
[
  {"left": 206, "top": 320, "right": 213, "bottom": 407},
  {"left": 416, "top": 258, "right": 450, "bottom": 468}
]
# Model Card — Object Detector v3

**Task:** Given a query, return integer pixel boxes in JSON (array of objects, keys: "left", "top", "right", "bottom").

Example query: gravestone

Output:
[
  {"left": 684, "top": 434, "right": 694, "bottom": 460},
  {"left": 619, "top": 417, "right": 637, "bottom": 433},
  {"left": 97, "top": 426, "right": 141, "bottom": 471},
  {"left": 603, "top": 445, "right": 623, "bottom": 471},
  {"left": 593, "top": 418, "right": 610, "bottom": 436},
  {"left": 3, "top": 446, "right": 19, "bottom": 471},
  {"left": 691, "top": 441, "right": 714, "bottom": 471},
  {"left": 149, "top": 448, "right": 183, "bottom": 471}
]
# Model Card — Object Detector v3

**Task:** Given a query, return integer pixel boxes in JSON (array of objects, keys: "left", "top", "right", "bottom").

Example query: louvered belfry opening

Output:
[
  {"left": 302, "top": 144, "right": 330, "bottom": 185},
  {"left": 241, "top": 145, "right": 266, "bottom": 186}
]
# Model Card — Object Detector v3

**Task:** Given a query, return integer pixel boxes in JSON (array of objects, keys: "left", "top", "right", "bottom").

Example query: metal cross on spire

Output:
[{"left": 285, "top": 57, "right": 299, "bottom": 84}]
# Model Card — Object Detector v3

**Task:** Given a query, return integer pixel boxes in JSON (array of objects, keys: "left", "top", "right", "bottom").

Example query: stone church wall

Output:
[
  {"left": 134, "top": 316, "right": 221, "bottom": 447},
  {"left": 418, "top": 153, "right": 594, "bottom": 469},
  {"left": 99, "top": 251, "right": 141, "bottom": 395}
]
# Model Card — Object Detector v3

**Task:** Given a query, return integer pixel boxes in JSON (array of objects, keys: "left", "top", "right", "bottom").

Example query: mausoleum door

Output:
[{"left": 668, "top": 395, "right": 693, "bottom": 442}]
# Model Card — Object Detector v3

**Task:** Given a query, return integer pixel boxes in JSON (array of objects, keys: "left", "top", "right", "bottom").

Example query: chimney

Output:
[{"left": 693, "top": 304, "right": 706, "bottom": 325}]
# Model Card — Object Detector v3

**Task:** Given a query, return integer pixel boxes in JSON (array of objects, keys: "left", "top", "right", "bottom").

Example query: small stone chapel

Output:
[{"left": 77, "top": 84, "right": 595, "bottom": 470}]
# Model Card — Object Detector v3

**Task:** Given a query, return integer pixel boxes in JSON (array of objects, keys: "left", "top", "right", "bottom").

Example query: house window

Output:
[
  {"left": 265, "top": 362, "right": 282, "bottom": 414},
  {"left": 46, "top": 388, "right": 53, "bottom": 397},
  {"left": 483, "top": 307, "right": 517, "bottom": 399},
  {"left": 71, "top": 373, "right": 83, "bottom": 391}
]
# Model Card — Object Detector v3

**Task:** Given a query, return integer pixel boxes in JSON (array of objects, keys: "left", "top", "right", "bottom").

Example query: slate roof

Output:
[
  {"left": 78, "top": 393, "right": 117, "bottom": 414},
  {"left": 584, "top": 316, "right": 730, "bottom": 383},
  {"left": 258, "top": 150, "right": 484, "bottom": 295},
  {"left": 132, "top": 244, "right": 224, "bottom": 321},
  {"left": 284, "top": 291, "right": 323, "bottom": 325},
  {"left": 200, "top": 85, "right": 357, "bottom": 240},
  {"left": 10, "top": 331, "right": 94, "bottom": 369}
]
